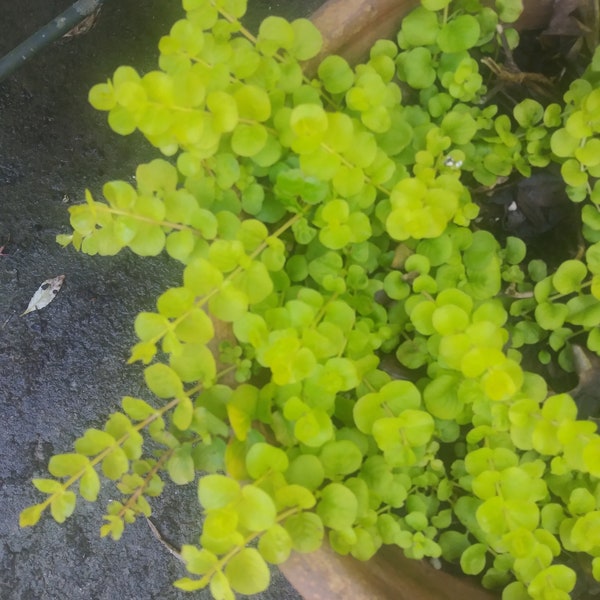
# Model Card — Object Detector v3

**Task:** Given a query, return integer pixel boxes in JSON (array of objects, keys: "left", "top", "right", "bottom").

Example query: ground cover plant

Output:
[{"left": 19, "top": 0, "right": 600, "bottom": 598}]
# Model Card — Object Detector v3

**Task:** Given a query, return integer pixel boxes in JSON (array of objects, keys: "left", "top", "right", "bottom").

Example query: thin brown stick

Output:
[{"left": 145, "top": 517, "right": 184, "bottom": 562}]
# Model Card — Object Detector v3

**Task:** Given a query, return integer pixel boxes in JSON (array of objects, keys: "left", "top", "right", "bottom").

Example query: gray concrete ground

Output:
[{"left": 0, "top": 1, "right": 322, "bottom": 598}]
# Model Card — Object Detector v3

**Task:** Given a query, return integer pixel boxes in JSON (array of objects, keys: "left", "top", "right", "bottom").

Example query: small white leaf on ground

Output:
[{"left": 21, "top": 275, "right": 66, "bottom": 316}]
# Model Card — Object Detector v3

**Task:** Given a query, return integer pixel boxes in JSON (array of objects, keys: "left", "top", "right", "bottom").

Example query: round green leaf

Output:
[
  {"left": 225, "top": 548, "right": 270, "bottom": 595},
  {"left": 561, "top": 158, "right": 588, "bottom": 188},
  {"left": 550, "top": 128, "right": 579, "bottom": 158},
  {"left": 231, "top": 123, "right": 268, "bottom": 157},
  {"left": 534, "top": 302, "right": 569, "bottom": 330},
  {"left": 208, "top": 283, "right": 248, "bottom": 322},
  {"left": 290, "top": 18, "right": 322, "bottom": 60},
  {"left": 496, "top": 0, "right": 525, "bottom": 23},
  {"left": 318, "top": 55, "right": 354, "bottom": 94},
  {"left": 514, "top": 99, "right": 544, "bottom": 127},
  {"left": 180, "top": 545, "right": 218, "bottom": 576},
  {"left": 75, "top": 429, "right": 116, "bottom": 455},
  {"left": 319, "top": 440, "right": 363, "bottom": 479},
  {"left": 168, "top": 444, "right": 195, "bottom": 484},
  {"left": 437, "top": 15, "right": 480, "bottom": 53},
  {"left": 79, "top": 467, "right": 101, "bottom": 502},
  {"left": 101, "top": 447, "right": 129, "bottom": 480},
  {"left": 234, "top": 84, "right": 271, "bottom": 122},
  {"left": 246, "top": 443, "right": 289, "bottom": 479},
  {"left": 421, "top": 0, "right": 451, "bottom": 9},
  {"left": 286, "top": 455, "right": 325, "bottom": 491},
  {"left": 236, "top": 485, "right": 277, "bottom": 532},
  {"left": 50, "top": 491, "right": 77, "bottom": 524},
  {"left": 198, "top": 474, "right": 241, "bottom": 510},
  {"left": 528, "top": 565, "right": 576, "bottom": 597},
  {"left": 284, "top": 512, "right": 324, "bottom": 553},
  {"left": 398, "top": 48, "right": 436, "bottom": 89},
  {"left": 552, "top": 259, "right": 587, "bottom": 294},
  {"left": 48, "top": 453, "right": 90, "bottom": 478},
  {"left": 257, "top": 16, "right": 295, "bottom": 54},
  {"left": 258, "top": 524, "right": 293, "bottom": 564},
  {"left": 460, "top": 543, "right": 487, "bottom": 575},
  {"left": 316, "top": 483, "right": 358, "bottom": 531},
  {"left": 398, "top": 7, "right": 439, "bottom": 47},
  {"left": 144, "top": 363, "right": 184, "bottom": 398}
]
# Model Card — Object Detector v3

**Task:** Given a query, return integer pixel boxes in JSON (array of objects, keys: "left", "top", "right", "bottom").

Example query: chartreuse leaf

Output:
[
  {"left": 258, "top": 524, "right": 293, "bottom": 564},
  {"left": 236, "top": 261, "right": 274, "bottom": 304},
  {"left": 100, "top": 514, "right": 125, "bottom": 541},
  {"left": 75, "top": 429, "right": 116, "bottom": 455},
  {"left": 208, "top": 283, "right": 249, "bottom": 322},
  {"left": 552, "top": 260, "right": 587, "bottom": 294},
  {"left": 257, "top": 16, "right": 294, "bottom": 55},
  {"left": 89, "top": 81, "right": 116, "bottom": 111},
  {"left": 284, "top": 512, "right": 324, "bottom": 553},
  {"left": 231, "top": 123, "right": 268, "bottom": 157},
  {"left": 236, "top": 485, "right": 277, "bottom": 532},
  {"left": 397, "top": 48, "right": 436, "bottom": 89},
  {"left": 121, "top": 396, "right": 157, "bottom": 420},
  {"left": 225, "top": 548, "right": 270, "bottom": 595},
  {"left": 183, "top": 258, "right": 224, "bottom": 295},
  {"left": 319, "top": 440, "right": 363, "bottom": 479},
  {"left": 210, "top": 570, "right": 234, "bottom": 600},
  {"left": 276, "top": 485, "right": 316, "bottom": 510},
  {"left": 438, "top": 16, "right": 481, "bottom": 54},
  {"left": 101, "top": 447, "right": 129, "bottom": 480},
  {"left": 32, "top": 478, "right": 63, "bottom": 494},
  {"left": 318, "top": 55, "right": 354, "bottom": 95},
  {"left": 50, "top": 490, "right": 77, "bottom": 523},
  {"left": 175, "top": 309, "right": 215, "bottom": 344},
  {"left": 514, "top": 99, "right": 544, "bottom": 128},
  {"left": 79, "top": 466, "right": 101, "bottom": 502},
  {"left": 19, "top": 504, "right": 45, "bottom": 528},
  {"left": 198, "top": 474, "right": 241, "bottom": 510},
  {"left": 290, "top": 18, "right": 322, "bottom": 60},
  {"left": 353, "top": 380, "right": 421, "bottom": 434},
  {"left": 104, "top": 413, "right": 142, "bottom": 460},
  {"left": 226, "top": 384, "right": 258, "bottom": 442},
  {"left": 286, "top": 455, "right": 324, "bottom": 491},
  {"left": 49, "top": 453, "right": 90, "bottom": 477},
  {"left": 535, "top": 302, "right": 569, "bottom": 330},
  {"left": 424, "top": 374, "right": 463, "bottom": 419},
  {"left": 398, "top": 6, "right": 439, "bottom": 47},
  {"left": 583, "top": 438, "right": 600, "bottom": 478},
  {"left": 528, "top": 565, "right": 576, "bottom": 597},
  {"left": 144, "top": 363, "right": 184, "bottom": 398},
  {"left": 496, "top": 0, "right": 525, "bottom": 23},
  {"left": 316, "top": 483, "right": 358, "bottom": 531},
  {"left": 214, "top": 0, "right": 246, "bottom": 19},
  {"left": 421, "top": 0, "right": 450, "bottom": 10},
  {"left": 246, "top": 443, "right": 289, "bottom": 479},
  {"left": 373, "top": 409, "right": 434, "bottom": 449},
  {"left": 180, "top": 545, "right": 218, "bottom": 576},
  {"left": 173, "top": 395, "right": 194, "bottom": 431},
  {"left": 168, "top": 443, "right": 195, "bottom": 484},
  {"left": 170, "top": 343, "right": 216, "bottom": 384}
]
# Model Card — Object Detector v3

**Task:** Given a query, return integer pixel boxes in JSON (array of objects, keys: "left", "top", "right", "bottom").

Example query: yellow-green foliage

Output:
[{"left": 21, "top": 1, "right": 600, "bottom": 599}]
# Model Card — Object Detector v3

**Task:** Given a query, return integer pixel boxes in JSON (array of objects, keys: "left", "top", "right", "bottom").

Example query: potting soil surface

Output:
[{"left": 0, "top": 1, "right": 324, "bottom": 598}]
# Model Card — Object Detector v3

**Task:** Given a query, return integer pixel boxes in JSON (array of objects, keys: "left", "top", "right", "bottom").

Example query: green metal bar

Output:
[{"left": 0, "top": 0, "right": 106, "bottom": 82}]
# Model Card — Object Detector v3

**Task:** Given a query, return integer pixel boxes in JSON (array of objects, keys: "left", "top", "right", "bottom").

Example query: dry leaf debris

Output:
[{"left": 21, "top": 275, "right": 65, "bottom": 316}]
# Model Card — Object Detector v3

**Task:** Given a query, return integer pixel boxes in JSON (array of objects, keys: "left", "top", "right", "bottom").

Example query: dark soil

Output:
[{"left": 0, "top": 1, "right": 323, "bottom": 598}]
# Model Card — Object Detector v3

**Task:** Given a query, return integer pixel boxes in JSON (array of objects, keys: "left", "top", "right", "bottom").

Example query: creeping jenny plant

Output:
[{"left": 19, "top": 0, "right": 600, "bottom": 598}]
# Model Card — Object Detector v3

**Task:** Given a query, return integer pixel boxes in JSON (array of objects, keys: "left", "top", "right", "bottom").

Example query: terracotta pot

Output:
[
  {"left": 305, "top": 0, "right": 418, "bottom": 73},
  {"left": 280, "top": 542, "right": 497, "bottom": 600},
  {"left": 306, "top": 0, "right": 556, "bottom": 72}
]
